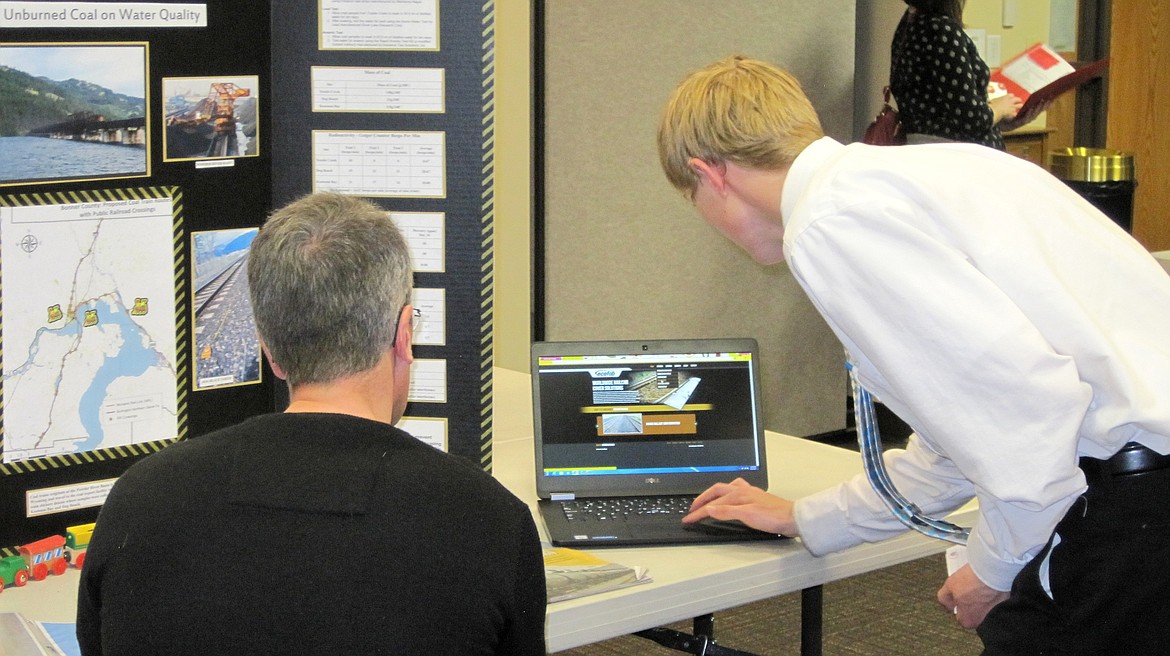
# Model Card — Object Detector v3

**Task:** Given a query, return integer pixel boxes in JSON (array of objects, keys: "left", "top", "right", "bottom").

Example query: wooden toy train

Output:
[{"left": 0, "top": 523, "right": 95, "bottom": 592}]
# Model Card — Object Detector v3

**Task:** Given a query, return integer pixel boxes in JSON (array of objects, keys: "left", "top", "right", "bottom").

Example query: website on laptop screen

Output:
[{"left": 535, "top": 351, "right": 763, "bottom": 479}]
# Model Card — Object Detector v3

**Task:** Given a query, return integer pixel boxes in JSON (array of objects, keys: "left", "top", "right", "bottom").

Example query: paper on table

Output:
[
  {"left": 543, "top": 546, "right": 651, "bottom": 603},
  {"left": 0, "top": 612, "right": 79, "bottom": 656}
]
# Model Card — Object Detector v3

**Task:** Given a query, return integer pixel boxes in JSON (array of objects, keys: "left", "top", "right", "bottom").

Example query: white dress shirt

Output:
[{"left": 782, "top": 137, "right": 1170, "bottom": 590}]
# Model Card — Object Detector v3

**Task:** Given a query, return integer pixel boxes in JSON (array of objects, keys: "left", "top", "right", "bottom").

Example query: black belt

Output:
[{"left": 1079, "top": 442, "right": 1170, "bottom": 484}]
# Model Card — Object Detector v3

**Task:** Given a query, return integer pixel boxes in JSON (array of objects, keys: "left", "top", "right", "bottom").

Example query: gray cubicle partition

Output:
[{"left": 537, "top": 1, "right": 857, "bottom": 437}]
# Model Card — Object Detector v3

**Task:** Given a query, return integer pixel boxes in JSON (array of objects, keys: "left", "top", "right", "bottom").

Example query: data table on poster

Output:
[
  {"left": 311, "top": 67, "right": 444, "bottom": 113},
  {"left": 408, "top": 359, "right": 447, "bottom": 404},
  {"left": 312, "top": 131, "right": 445, "bottom": 198},
  {"left": 410, "top": 287, "right": 445, "bottom": 346},
  {"left": 390, "top": 211, "right": 445, "bottom": 272}
]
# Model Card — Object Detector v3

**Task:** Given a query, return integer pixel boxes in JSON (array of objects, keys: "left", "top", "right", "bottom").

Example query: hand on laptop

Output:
[{"left": 683, "top": 478, "right": 799, "bottom": 537}]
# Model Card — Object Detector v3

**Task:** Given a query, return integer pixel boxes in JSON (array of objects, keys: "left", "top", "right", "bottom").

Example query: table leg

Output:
[
  {"left": 632, "top": 584, "right": 824, "bottom": 655},
  {"left": 634, "top": 613, "right": 759, "bottom": 655},
  {"left": 801, "top": 585, "right": 824, "bottom": 656}
]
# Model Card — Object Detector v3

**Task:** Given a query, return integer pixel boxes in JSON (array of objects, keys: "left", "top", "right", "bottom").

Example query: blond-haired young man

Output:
[{"left": 663, "top": 55, "right": 1170, "bottom": 654}]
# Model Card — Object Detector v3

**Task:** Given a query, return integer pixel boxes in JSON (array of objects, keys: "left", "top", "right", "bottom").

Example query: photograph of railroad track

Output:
[{"left": 191, "top": 227, "right": 262, "bottom": 391}]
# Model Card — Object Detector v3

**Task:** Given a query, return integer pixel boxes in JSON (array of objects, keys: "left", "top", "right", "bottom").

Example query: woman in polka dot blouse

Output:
[{"left": 890, "top": 0, "right": 1029, "bottom": 149}]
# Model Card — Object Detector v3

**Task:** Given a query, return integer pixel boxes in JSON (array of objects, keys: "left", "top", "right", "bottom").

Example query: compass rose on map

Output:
[{"left": 19, "top": 232, "right": 39, "bottom": 253}]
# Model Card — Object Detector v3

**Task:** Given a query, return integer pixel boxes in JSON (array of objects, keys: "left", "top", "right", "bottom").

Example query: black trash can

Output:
[{"left": 1049, "top": 147, "right": 1136, "bottom": 232}]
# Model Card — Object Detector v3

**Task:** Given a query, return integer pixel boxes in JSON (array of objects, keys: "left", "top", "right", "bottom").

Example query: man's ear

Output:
[
  {"left": 393, "top": 305, "right": 415, "bottom": 365},
  {"left": 689, "top": 158, "right": 728, "bottom": 194},
  {"left": 260, "top": 342, "right": 287, "bottom": 381}
]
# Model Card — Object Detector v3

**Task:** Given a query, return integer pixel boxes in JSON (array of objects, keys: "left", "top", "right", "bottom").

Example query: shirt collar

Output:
[{"left": 780, "top": 136, "right": 846, "bottom": 224}]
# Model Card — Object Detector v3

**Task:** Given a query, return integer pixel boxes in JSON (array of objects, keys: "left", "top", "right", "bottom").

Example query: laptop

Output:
[{"left": 531, "top": 338, "right": 784, "bottom": 547}]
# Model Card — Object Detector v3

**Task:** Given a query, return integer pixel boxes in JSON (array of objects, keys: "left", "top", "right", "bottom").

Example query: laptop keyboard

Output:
[{"left": 560, "top": 495, "right": 696, "bottom": 524}]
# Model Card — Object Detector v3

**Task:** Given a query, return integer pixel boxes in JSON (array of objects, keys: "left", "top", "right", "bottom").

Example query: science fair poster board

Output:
[
  {"left": 270, "top": 0, "right": 496, "bottom": 470},
  {"left": 0, "top": 0, "right": 495, "bottom": 551},
  {"left": 0, "top": 1, "right": 272, "bottom": 549}
]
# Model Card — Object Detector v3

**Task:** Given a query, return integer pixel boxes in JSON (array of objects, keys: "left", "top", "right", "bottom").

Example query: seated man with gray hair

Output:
[{"left": 78, "top": 193, "right": 546, "bottom": 655}]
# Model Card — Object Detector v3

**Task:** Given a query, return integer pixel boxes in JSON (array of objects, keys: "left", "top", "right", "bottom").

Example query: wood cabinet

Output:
[{"left": 1002, "top": 128, "right": 1054, "bottom": 169}]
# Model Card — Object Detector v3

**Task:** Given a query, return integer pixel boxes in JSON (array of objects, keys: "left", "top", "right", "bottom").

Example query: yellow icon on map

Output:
[
  {"left": 47, "top": 304, "right": 63, "bottom": 323},
  {"left": 131, "top": 298, "right": 149, "bottom": 316},
  {"left": 83, "top": 309, "right": 98, "bottom": 327}
]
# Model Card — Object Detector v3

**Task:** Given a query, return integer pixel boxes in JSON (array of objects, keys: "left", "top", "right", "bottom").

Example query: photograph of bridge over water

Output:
[{"left": 0, "top": 42, "right": 149, "bottom": 187}]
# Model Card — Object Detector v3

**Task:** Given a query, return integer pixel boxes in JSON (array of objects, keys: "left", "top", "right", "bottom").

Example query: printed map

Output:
[{"left": 1, "top": 196, "right": 178, "bottom": 464}]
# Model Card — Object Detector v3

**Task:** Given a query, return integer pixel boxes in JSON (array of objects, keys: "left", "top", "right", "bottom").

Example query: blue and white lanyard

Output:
[{"left": 846, "top": 357, "right": 970, "bottom": 546}]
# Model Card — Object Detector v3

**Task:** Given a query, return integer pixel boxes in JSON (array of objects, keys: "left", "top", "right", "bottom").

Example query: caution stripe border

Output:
[
  {"left": 0, "top": 187, "right": 189, "bottom": 477},
  {"left": 479, "top": 0, "right": 497, "bottom": 472}
]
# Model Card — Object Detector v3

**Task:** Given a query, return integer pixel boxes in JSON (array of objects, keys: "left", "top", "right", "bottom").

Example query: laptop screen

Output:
[{"left": 531, "top": 339, "right": 768, "bottom": 498}]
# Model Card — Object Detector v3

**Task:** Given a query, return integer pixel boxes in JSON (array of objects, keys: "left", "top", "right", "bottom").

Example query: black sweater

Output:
[{"left": 77, "top": 413, "right": 546, "bottom": 655}]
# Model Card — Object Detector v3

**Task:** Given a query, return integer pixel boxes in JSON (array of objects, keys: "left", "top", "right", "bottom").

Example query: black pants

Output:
[{"left": 977, "top": 466, "right": 1170, "bottom": 655}]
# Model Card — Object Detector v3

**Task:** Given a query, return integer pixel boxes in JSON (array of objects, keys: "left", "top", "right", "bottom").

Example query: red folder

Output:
[{"left": 991, "top": 43, "right": 1109, "bottom": 115}]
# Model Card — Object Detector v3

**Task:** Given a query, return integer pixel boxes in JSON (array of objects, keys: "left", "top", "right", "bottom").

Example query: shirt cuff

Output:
[
  {"left": 792, "top": 490, "right": 867, "bottom": 556},
  {"left": 964, "top": 523, "right": 1025, "bottom": 592}
]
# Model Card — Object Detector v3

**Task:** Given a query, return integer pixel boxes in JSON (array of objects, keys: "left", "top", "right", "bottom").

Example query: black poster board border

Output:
[{"left": 0, "top": 2, "right": 275, "bottom": 551}]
